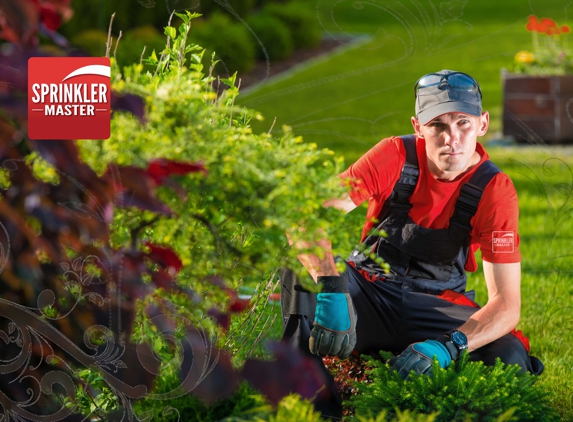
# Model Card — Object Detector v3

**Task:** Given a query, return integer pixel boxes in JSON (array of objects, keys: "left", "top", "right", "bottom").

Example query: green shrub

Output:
[
  {"left": 200, "top": 0, "right": 255, "bottom": 18},
  {"left": 59, "top": 0, "right": 195, "bottom": 39},
  {"left": 191, "top": 13, "right": 256, "bottom": 75},
  {"left": 116, "top": 25, "right": 166, "bottom": 68},
  {"left": 79, "top": 12, "right": 350, "bottom": 341},
  {"left": 133, "top": 366, "right": 267, "bottom": 422},
  {"left": 71, "top": 29, "right": 108, "bottom": 56},
  {"left": 348, "top": 353, "right": 560, "bottom": 422},
  {"left": 246, "top": 12, "right": 293, "bottom": 61},
  {"left": 253, "top": 0, "right": 288, "bottom": 10},
  {"left": 264, "top": 2, "right": 321, "bottom": 49}
]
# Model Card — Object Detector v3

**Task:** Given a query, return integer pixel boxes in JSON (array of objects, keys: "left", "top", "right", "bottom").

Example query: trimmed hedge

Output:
[
  {"left": 71, "top": 29, "right": 108, "bottom": 56},
  {"left": 190, "top": 13, "right": 256, "bottom": 75},
  {"left": 59, "top": 0, "right": 198, "bottom": 39},
  {"left": 63, "top": 1, "right": 322, "bottom": 76},
  {"left": 116, "top": 25, "right": 166, "bottom": 68},
  {"left": 246, "top": 12, "right": 293, "bottom": 61},
  {"left": 199, "top": 0, "right": 255, "bottom": 18},
  {"left": 264, "top": 1, "right": 321, "bottom": 49}
]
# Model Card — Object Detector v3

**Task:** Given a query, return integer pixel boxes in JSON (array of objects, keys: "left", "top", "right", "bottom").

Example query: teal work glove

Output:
[
  {"left": 309, "top": 275, "right": 357, "bottom": 358},
  {"left": 389, "top": 340, "right": 452, "bottom": 379}
]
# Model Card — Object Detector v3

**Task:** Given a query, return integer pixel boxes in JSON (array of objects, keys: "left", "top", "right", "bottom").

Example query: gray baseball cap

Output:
[{"left": 415, "top": 70, "right": 482, "bottom": 125}]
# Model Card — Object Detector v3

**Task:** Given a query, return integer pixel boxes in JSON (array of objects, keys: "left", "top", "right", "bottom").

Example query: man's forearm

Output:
[
  {"left": 287, "top": 231, "right": 339, "bottom": 282},
  {"left": 286, "top": 194, "right": 356, "bottom": 281},
  {"left": 295, "top": 247, "right": 339, "bottom": 282},
  {"left": 457, "top": 261, "right": 521, "bottom": 351},
  {"left": 457, "top": 297, "right": 520, "bottom": 351}
]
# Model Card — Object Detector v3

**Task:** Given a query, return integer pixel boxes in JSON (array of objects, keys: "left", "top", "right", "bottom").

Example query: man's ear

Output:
[
  {"left": 411, "top": 116, "right": 424, "bottom": 138},
  {"left": 478, "top": 111, "right": 490, "bottom": 136}
]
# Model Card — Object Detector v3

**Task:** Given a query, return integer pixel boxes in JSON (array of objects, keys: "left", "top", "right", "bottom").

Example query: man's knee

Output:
[{"left": 470, "top": 333, "right": 542, "bottom": 374}]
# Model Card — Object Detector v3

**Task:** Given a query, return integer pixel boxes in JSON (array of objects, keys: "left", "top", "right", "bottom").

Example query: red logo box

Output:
[
  {"left": 492, "top": 231, "right": 515, "bottom": 253},
  {"left": 28, "top": 57, "right": 110, "bottom": 140}
]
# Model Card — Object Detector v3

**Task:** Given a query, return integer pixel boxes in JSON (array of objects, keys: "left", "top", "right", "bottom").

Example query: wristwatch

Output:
[{"left": 447, "top": 329, "right": 468, "bottom": 359}]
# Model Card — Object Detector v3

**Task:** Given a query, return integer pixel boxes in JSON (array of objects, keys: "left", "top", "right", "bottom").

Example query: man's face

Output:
[{"left": 411, "top": 112, "right": 489, "bottom": 181}]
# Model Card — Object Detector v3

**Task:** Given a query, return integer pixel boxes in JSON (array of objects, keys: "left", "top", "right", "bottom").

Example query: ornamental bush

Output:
[
  {"left": 190, "top": 13, "right": 256, "bottom": 75},
  {"left": 246, "top": 12, "right": 294, "bottom": 61},
  {"left": 116, "top": 25, "right": 166, "bottom": 69},
  {"left": 79, "top": 11, "right": 353, "bottom": 357},
  {"left": 0, "top": 6, "right": 350, "bottom": 419},
  {"left": 199, "top": 0, "right": 256, "bottom": 18},
  {"left": 80, "top": 14, "right": 350, "bottom": 291},
  {"left": 71, "top": 29, "right": 108, "bottom": 56},
  {"left": 264, "top": 1, "right": 322, "bottom": 49}
]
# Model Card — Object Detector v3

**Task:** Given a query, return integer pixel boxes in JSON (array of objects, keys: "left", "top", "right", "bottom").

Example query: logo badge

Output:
[
  {"left": 28, "top": 57, "right": 110, "bottom": 140},
  {"left": 492, "top": 231, "right": 515, "bottom": 253}
]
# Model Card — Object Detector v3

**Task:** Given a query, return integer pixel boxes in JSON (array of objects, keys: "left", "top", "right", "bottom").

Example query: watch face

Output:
[{"left": 451, "top": 330, "right": 468, "bottom": 348}]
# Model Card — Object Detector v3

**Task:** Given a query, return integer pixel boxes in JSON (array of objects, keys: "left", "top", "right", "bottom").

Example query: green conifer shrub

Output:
[{"left": 348, "top": 353, "right": 560, "bottom": 422}]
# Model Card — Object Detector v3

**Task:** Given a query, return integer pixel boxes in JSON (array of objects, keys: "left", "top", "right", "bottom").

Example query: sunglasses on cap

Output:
[{"left": 414, "top": 72, "right": 482, "bottom": 99}]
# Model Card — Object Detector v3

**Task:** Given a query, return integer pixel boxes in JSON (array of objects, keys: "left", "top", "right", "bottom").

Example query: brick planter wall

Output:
[{"left": 502, "top": 72, "right": 573, "bottom": 144}]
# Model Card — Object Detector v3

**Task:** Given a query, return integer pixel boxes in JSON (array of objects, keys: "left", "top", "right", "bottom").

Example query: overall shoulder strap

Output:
[
  {"left": 392, "top": 134, "right": 419, "bottom": 204},
  {"left": 360, "top": 135, "right": 419, "bottom": 247},
  {"left": 450, "top": 160, "right": 502, "bottom": 231}
]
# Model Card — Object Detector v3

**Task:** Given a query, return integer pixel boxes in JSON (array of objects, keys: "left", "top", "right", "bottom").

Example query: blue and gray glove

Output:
[
  {"left": 309, "top": 275, "right": 357, "bottom": 358},
  {"left": 389, "top": 339, "right": 453, "bottom": 379}
]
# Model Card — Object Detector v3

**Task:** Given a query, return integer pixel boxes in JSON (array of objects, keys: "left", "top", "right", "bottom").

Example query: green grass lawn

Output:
[
  {"left": 237, "top": 1, "right": 573, "bottom": 419},
  {"left": 467, "top": 147, "right": 573, "bottom": 420},
  {"left": 239, "top": 0, "right": 569, "bottom": 164}
]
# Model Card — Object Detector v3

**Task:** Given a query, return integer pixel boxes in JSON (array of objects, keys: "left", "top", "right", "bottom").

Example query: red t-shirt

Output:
[{"left": 339, "top": 136, "right": 521, "bottom": 272}]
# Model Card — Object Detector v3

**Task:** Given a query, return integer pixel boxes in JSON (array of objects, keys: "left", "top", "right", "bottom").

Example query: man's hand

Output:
[
  {"left": 389, "top": 340, "right": 452, "bottom": 379},
  {"left": 309, "top": 276, "right": 357, "bottom": 358}
]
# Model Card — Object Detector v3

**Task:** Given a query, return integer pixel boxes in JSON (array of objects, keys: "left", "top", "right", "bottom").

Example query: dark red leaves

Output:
[
  {"left": 208, "top": 307, "right": 231, "bottom": 331},
  {"left": 0, "top": 0, "right": 72, "bottom": 47},
  {"left": 146, "top": 158, "right": 208, "bottom": 185},
  {"left": 30, "top": 0, "right": 73, "bottom": 31},
  {"left": 229, "top": 297, "right": 251, "bottom": 313},
  {"left": 147, "top": 311, "right": 240, "bottom": 403},
  {"left": 110, "top": 92, "right": 146, "bottom": 123},
  {"left": 188, "top": 349, "right": 241, "bottom": 403},
  {"left": 105, "top": 165, "right": 173, "bottom": 215},
  {"left": 103, "top": 158, "right": 207, "bottom": 214},
  {"left": 242, "top": 342, "right": 328, "bottom": 405},
  {"left": 0, "top": 0, "right": 40, "bottom": 46},
  {"left": 31, "top": 140, "right": 93, "bottom": 179},
  {"left": 144, "top": 242, "right": 183, "bottom": 273}
]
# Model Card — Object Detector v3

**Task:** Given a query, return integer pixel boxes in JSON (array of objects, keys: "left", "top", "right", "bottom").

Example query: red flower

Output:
[
  {"left": 527, "top": 15, "right": 570, "bottom": 36},
  {"left": 526, "top": 15, "right": 539, "bottom": 32},
  {"left": 540, "top": 17, "right": 557, "bottom": 28}
]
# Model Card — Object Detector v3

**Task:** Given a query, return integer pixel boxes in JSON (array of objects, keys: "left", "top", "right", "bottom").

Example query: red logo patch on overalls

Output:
[
  {"left": 492, "top": 231, "right": 514, "bottom": 253},
  {"left": 28, "top": 57, "right": 110, "bottom": 140}
]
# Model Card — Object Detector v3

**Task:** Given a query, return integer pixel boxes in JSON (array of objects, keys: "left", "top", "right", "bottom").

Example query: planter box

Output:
[{"left": 502, "top": 72, "right": 573, "bottom": 144}]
